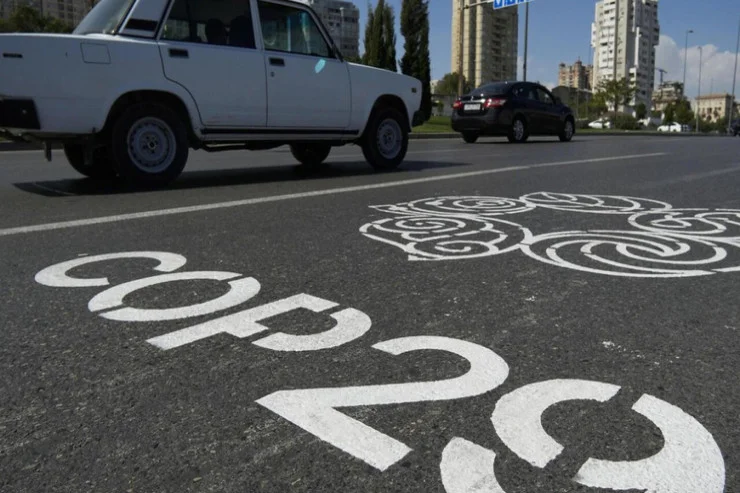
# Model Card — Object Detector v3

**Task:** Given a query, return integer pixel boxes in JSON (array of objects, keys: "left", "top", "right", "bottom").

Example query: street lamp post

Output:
[
  {"left": 523, "top": 3, "right": 529, "bottom": 81},
  {"left": 696, "top": 46, "right": 702, "bottom": 133},
  {"left": 612, "top": 0, "right": 619, "bottom": 125},
  {"left": 682, "top": 29, "right": 693, "bottom": 96},
  {"left": 729, "top": 16, "right": 739, "bottom": 133}
]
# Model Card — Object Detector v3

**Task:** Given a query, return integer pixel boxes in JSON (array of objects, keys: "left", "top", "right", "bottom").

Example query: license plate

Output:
[{"left": 464, "top": 103, "right": 481, "bottom": 111}]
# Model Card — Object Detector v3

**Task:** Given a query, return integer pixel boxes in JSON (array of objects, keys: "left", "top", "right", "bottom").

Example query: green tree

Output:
[
  {"left": 435, "top": 72, "right": 471, "bottom": 96},
  {"left": 663, "top": 104, "right": 675, "bottom": 123},
  {"left": 674, "top": 99, "right": 694, "bottom": 125},
  {"left": 587, "top": 92, "right": 607, "bottom": 119},
  {"left": 635, "top": 102, "right": 647, "bottom": 120},
  {"left": 400, "top": 0, "right": 431, "bottom": 120},
  {"left": 0, "top": 5, "right": 73, "bottom": 33},
  {"left": 596, "top": 77, "right": 636, "bottom": 114},
  {"left": 362, "top": 0, "right": 396, "bottom": 72}
]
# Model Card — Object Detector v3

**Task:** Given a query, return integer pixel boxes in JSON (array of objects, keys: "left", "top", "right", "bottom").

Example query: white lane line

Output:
[
  {"left": 635, "top": 165, "right": 740, "bottom": 189},
  {"left": 0, "top": 152, "right": 667, "bottom": 237},
  {"left": 31, "top": 182, "right": 77, "bottom": 196}
]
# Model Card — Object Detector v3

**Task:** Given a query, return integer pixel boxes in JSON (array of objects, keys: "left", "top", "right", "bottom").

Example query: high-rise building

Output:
[
  {"left": 591, "top": 0, "right": 660, "bottom": 110},
  {"left": 299, "top": 0, "right": 360, "bottom": 59},
  {"left": 451, "top": 0, "right": 518, "bottom": 89},
  {"left": 558, "top": 59, "right": 593, "bottom": 90},
  {"left": 1, "top": 0, "right": 92, "bottom": 26}
]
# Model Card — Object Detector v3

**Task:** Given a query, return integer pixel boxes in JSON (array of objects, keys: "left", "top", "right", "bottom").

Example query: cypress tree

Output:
[
  {"left": 400, "top": 0, "right": 431, "bottom": 119},
  {"left": 362, "top": 0, "right": 396, "bottom": 72}
]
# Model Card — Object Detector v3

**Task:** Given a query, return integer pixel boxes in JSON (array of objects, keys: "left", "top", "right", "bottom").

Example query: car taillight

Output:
[
  {"left": 485, "top": 98, "right": 506, "bottom": 108},
  {"left": 452, "top": 100, "right": 462, "bottom": 109}
]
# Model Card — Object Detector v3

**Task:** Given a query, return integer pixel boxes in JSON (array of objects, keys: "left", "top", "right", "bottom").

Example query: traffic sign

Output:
[{"left": 493, "top": 0, "right": 531, "bottom": 8}]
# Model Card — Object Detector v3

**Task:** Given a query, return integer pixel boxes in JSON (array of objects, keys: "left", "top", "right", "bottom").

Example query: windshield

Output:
[{"left": 73, "top": 0, "right": 136, "bottom": 35}]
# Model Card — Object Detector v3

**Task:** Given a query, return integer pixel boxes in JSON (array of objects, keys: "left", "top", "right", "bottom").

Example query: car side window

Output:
[
  {"left": 257, "top": 1, "right": 331, "bottom": 58},
  {"left": 160, "top": 0, "right": 256, "bottom": 49},
  {"left": 537, "top": 88, "right": 554, "bottom": 105}
]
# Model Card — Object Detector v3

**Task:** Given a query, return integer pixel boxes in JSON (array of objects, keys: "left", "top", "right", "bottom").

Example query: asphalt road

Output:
[{"left": 1, "top": 134, "right": 738, "bottom": 493}]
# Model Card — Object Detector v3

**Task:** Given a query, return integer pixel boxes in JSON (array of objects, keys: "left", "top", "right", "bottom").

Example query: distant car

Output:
[
  {"left": 0, "top": 0, "right": 423, "bottom": 187},
  {"left": 730, "top": 119, "right": 740, "bottom": 136},
  {"left": 588, "top": 118, "right": 613, "bottom": 129},
  {"left": 657, "top": 122, "right": 690, "bottom": 132},
  {"left": 451, "top": 81, "right": 575, "bottom": 143}
]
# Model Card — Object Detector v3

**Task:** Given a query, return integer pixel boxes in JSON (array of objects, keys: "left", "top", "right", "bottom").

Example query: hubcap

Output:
[
  {"left": 127, "top": 117, "right": 176, "bottom": 174},
  {"left": 565, "top": 121, "right": 573, "bottom": 139},
  {"left": 514, "top": 120, "right": 525, "bottom": 141},
  {"left": 376, "top": 118, "right": 403, "bottom": 159}
]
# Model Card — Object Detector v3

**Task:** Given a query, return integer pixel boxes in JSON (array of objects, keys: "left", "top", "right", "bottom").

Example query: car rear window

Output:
[{"left": 472, "top": 82, "right": 511, "bottom": 95}]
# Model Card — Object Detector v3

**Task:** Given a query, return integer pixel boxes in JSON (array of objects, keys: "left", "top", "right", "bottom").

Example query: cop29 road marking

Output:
[
  {"left": 0, "top": 153, "right": 667, "bottom": 237},
  {"left": 33, "top": 249, "right": 725, "bottom": 492}
]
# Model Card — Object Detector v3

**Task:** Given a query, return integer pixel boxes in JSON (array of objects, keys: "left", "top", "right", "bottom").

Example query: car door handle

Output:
[
  {"left": 169, "top": 48, "right": 189, "bottom": 58},
  {"left": 269, "top": 57, "right": 285, "bottom": 67}
]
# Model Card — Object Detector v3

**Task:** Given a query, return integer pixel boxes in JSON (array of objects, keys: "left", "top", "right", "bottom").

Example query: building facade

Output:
[
  {"left": 451, "top": 0, "right": 518, "bottom": 89},
  {"left": 695, "top": 94, "right": 735, "bottom": 123},
  {"left": 651, "top": 81, "right": 683, "bottom": 113},
  {"left": 558, "top": 59, "right": 593, "bottom": 90},
  {"left": 1, "top": 0, "right": 92, "bottom": 26},
  {"left": 300, "top": 0, "right": 359, "bottom": 59},
  {"left": 591, "top": 0, "right": 660, "bottom": 110}
]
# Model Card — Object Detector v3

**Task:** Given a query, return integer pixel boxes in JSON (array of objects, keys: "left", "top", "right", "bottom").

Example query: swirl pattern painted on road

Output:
[
  {"left": 360, "top": 215, "right": 531, "bottom": 261},
  {"left": 360, "top": 192, "right": 740, "bottom": 277}
]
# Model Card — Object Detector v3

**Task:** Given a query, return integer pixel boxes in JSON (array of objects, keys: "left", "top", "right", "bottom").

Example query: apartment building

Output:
[
  {"left": 558, "top": 59, "right": 593, "bottom": 90},
  {"left": 695, "top": 94, "right": 736, "bottom": 123},
  {"left": 299, "top": 0, "right": 360, "bottom": 59},
  {"left": 591, "top": 0, "right": 660, "bottom": 110},
  {"left": 451, "top": 0, "right": 518, "bottom": 89},
  {"left": 651, "top": 81, "right": 683, "bottom": 113},
  {"left": 1, "top": 0, "right": 91, "bottom": 25}
]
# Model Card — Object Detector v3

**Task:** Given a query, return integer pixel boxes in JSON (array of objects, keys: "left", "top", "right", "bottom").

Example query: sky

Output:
[{"left": 348, "top": 0, "right": 740, "bottom": 99}]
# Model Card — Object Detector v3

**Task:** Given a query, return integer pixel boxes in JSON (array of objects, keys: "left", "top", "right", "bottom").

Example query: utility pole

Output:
[
  {"left": 523, "top": 3, "right": 529, "bottom": 81},
  {"left": 683, "top": 29, "right": 693, "bottom": 97},
  {"left": 696, "top": 46, "right": 702, "bottom": 133},
  {"left": 612, "top": 0, "right": 619, "bottom": 126},
  {"left": 457, "top": 0, "right": 466, "bottom": 97},
  {"left": 730, "top": 16, "right": 739, "bottom": 133}
]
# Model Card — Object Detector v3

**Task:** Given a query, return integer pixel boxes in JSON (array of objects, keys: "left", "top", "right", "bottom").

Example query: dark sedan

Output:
[{"left": 451, "top": 81, "right": 576, "bottom": 143}]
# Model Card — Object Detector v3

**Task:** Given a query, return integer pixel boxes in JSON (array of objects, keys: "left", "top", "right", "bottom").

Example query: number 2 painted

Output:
[{"left": 256, "top": 335, "right": 510, "bottom": 471}]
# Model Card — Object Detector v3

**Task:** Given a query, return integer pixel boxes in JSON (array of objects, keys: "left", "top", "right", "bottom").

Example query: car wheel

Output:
[
  {"left": 462, "top": 131, "right": 479, "bottom": 144},
  {"left": 361, "top": 106, "right": 409, "bottom": 171},
  {"left": 559, "top": 118, "right": 575, "bottom": 142},
  {"left": 290, "top": 143, "right": 331, "bottom": 167},
  {"left": 63, "top": 143, "right": 116, "bottom": 179},
  {"left": 110, "top": 102, "right": 189, "bottom": 187},
  {"left": 507, "top": 116, "right": 528, "bottom": 143}
]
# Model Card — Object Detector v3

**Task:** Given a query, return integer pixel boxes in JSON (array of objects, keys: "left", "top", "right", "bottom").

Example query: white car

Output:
[
  {"left": 657, "top": 122, "right": 690, "bottom": 133},
  {"left": 588, "top": 119, "right": 612, "bottom": 129},
  {"left": 0, "top": 0, "right": 423, "bottom": 186}
]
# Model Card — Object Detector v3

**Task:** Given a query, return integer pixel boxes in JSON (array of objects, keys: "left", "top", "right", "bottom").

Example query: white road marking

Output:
[
  {"left": 256, "top": 336, "right": 510, "bottom": 471},
  {"left": 87, "top": 271, "right": 261, "bottom": 322},
  {"left": 491, "top": 379, "right": 621, "bottom": 468},
  {"left": 440, "top": 438, "right": 507, "bottom": 493},
  {"left": 31, "top": 182, "right": 77, "bottom": 196},
  {"left": 574, "top": 394, "right": 726, "bottom": 493},
  {"left": 0, "top": 153, "right": 667, "bottom": 237},
  {"left": 34, "top": 251, "right": 188, "bottom": 287},
  {"left": 146, "top": 293, "right": 370, "bottom": 351}
]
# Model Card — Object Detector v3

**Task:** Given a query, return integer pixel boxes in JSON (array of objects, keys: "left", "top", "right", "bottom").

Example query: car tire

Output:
[
  {"left": 110, "top": 102, "right": 189, "bottom": 188},
  {"left": 361, "top": 106, "right": 409, "bottom": 171},
  {"left": 462, "top": 131, "right": 479, "bottom": 144},
  {"left": 290, "top": 143, "right": 331, "bottom": 167},
  {"left": 507, "top": 116, "right": 528, "bottom": 143},
  {"left": 63, "top": 143, "right": 116, "bottom": 179},
  {"left": 559, "top": 118, "right": 575, "bottom": 142}
]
